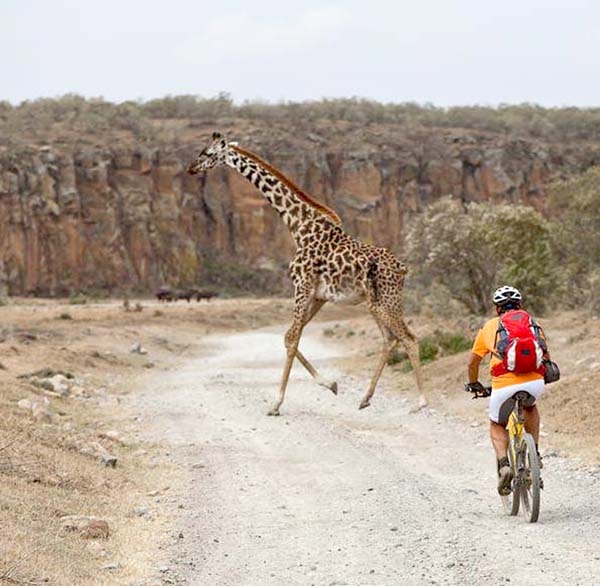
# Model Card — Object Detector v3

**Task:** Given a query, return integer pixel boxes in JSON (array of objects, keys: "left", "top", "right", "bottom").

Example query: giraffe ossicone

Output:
[{"left": 188, "top": 133, "right": 427, "bottom": 415}]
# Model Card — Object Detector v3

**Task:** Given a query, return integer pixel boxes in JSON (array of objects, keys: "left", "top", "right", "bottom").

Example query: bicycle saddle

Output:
[{"left": 512, "top": 390, "right": 535, "bottom": 404}]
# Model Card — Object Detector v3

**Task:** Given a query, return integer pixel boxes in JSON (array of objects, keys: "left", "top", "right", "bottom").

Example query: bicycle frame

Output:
[
  {"left": 503, "top": 391, "right": 542, "bottom": 522},
  {"left": 506, "top": 398, "right": 525, "bottom": 460}
]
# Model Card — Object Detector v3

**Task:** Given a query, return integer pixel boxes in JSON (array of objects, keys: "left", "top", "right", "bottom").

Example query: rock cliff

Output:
[{"left": 1, "top": 122, "right": 598, "bottom": 296}]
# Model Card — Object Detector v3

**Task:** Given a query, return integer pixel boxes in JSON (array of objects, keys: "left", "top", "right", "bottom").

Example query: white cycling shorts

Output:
[{"left": 489, "top": 379, "right": 545, "bottom": 424}]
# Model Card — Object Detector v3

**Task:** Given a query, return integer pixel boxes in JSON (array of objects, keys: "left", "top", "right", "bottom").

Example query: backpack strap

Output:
[
  {"left": 529, "top": 316, "right": 549, "bottom": 355},
  {"left": 492, "top": 314, "right": 508, "bottom": 360}
]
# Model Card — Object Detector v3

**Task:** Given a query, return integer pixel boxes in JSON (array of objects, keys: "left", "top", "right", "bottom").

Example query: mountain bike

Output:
[{"left": 465, "top": 384, "right": 543, "bottom": 523}]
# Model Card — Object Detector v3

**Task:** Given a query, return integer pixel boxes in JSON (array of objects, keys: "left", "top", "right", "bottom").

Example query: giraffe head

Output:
[{"left": 187, "top": 132, "right": 232, "bottom": 174}]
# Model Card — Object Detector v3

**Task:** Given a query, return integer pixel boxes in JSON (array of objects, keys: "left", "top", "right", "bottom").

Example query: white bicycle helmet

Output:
[{"left": 492, "top": 285, "right": 522, "bottom": 307}]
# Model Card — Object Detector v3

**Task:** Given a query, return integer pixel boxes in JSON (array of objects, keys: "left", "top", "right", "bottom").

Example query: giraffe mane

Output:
[{"left": 231, "top": 144, "right": 343, "bottom": 226}]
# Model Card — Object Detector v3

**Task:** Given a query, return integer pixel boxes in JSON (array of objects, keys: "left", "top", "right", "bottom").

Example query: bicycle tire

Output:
[
  {"left": 519, "top": 433, "right": 541, "bottom": 523},
  {"left": 501, "top": 441, "right": 520, "bottom": 516}
]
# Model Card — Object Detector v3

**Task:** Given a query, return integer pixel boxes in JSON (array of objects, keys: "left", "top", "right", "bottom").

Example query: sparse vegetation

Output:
[
  {"left": 547, "top": 167, "right": 600, "bottom": 313},
  {"left": 405, "top": 196, "right": 561, "bottom": 314},
  {"left": 3, "top": 94, "right": 600, "bottom": 146},
  {"left": 68, "top": 293, "right": 88, "bottom": 305},
  {"left": 388, "top": 329, "right": 472, "bottom": 367}
]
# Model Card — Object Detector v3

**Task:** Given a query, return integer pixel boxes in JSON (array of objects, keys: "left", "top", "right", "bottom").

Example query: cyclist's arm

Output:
[
  {"left": 468, "top": 324, "right": 490, "bottom": 384},
  {"left": 468, "top": 352, "right": 483, "bottom": 384}
]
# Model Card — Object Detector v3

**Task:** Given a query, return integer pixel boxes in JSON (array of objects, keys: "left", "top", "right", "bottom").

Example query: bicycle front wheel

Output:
[{"left": 519, "top": 433, "right": 541, "bottom": 523}]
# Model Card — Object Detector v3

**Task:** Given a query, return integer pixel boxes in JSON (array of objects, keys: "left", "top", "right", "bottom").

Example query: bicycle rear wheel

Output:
[
  {"left": 519, "top": 433, "right": 541, "bottom": 523},
  {"left": 501, "top": 442, "right": 519, "bottom": 516}
]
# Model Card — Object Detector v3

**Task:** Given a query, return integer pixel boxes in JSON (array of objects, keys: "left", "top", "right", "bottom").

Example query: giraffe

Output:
[{"left": 188, "top": 132, "right": 427, "bottom": 415}]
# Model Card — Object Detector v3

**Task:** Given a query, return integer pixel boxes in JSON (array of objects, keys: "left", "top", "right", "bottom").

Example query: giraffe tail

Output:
[{"left": 367, "top": 257, "right": 379, "bottom": 302}]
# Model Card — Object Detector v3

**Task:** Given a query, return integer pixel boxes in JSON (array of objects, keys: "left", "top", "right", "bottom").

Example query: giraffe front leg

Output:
[
  {"left": 292, "top": 298, "right": 337, "bottom": 394},
  {"left": 268, "top": 321, "right": 304, "bottom": 416},
  {"left": 294, "top": 349, "right": 338, "bottom": 395}
]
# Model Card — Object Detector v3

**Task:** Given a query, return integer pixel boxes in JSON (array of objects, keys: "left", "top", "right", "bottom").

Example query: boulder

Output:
[{"left": 61, "top": 515, "right": 110, "bottom": 539}]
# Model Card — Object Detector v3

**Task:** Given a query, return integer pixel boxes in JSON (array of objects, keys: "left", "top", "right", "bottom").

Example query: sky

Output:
[{"left": 1, "top": 0, "right": 599, "bottom": 108}]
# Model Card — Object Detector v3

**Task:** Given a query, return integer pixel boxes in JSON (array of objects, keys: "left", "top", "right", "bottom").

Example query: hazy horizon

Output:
[{"left": 2, "top": 0, "right": 599, "bottom": 109}]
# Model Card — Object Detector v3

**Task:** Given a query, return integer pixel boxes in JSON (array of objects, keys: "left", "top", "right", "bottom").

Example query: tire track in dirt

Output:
[{"left": 134, "top": 325, "right": 600, "bottom": 585}]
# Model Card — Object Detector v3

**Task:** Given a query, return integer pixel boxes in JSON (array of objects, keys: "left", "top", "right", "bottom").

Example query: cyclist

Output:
[{"left": 466, "top": 286, "right": 549, "bottom": 495}]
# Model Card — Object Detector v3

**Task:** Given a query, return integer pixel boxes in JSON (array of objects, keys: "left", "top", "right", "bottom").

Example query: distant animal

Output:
[
  {"left": 187, "top": 132, "right": 427, "bottom": 416},
  {"left": 195, "top": 289, "right": 217, "bottom": 302},
  {"left": 176, "top": 289, "right": 196, "bottom": 303},
  {"left": 155, "top": 287, "right": 175, "bottom": 302}
]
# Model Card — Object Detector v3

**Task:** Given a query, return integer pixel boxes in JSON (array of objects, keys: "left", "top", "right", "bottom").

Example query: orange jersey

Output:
[{"left": 472, "top": 316, "right": 544, "bottom": 389}]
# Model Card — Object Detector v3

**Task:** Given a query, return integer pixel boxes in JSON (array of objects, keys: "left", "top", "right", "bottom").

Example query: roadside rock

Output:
[
  {"left": 86, "top": 541, "right": 108, "bottom": 558},
  {"left": 77, "top": 441, "right": 118, "bottom": 468},
  {"left": 17, "top": 398, "right": 34, "bottom": 411},
  {"left": 61, "top": 515, "right": 110, "bottom": 539},
  {"left": 32, "top": 404, "right": 56, "bottom": 423},
  {"left": 17, "top": 397, "right": 56, "bottom": 423},
  {"left": 131, "top": 342, "right": 148, "bottom": 355}
]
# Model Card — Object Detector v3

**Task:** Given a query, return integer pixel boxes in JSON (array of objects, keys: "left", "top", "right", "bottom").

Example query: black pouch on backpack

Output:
[{"left": 543, "top": 360, "right": 560, "bottom": 384}]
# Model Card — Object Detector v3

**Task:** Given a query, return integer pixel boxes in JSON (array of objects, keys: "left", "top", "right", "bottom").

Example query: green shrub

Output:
[
  {"left": 405, "top": 196, "right": 561, "bottom": 314},
  {"left": 68, "top": 293, "right": 88, "bottom": 305},
  {"left": 418, "top": 337, "right": 440, "bottom": 364},
  {"left": 547, "top": 167, "right": 600, "bottom": 313},
  {"left": 388, "top": 329, "right": 471, "bottom": 367}
]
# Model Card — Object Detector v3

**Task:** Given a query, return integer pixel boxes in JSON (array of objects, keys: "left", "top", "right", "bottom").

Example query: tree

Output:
[{"left": 404, "top": 196, "right": 560, "bottom": 314}]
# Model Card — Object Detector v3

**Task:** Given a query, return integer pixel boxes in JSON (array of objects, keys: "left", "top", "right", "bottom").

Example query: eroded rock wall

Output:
[{"left": 0, "top": 128, "right": 597, "bottom": 296}]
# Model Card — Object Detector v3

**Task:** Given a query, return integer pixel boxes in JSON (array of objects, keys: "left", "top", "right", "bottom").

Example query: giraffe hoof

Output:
[
  {"left": 329, "top": 381, "right": 338, "bottom": 395},
  {"left": 358, "top": 399, "right": 371, "bottom": 410},
  {"left": 267, "top": 408, "right": 281, "bottom": 417},
  {"left": 418, "top": 395, "right": 429, "bottom": 409}
]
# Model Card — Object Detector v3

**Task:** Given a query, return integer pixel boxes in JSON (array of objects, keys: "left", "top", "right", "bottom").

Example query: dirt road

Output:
[{"left": 134, "top": 323, "right": 600, "bottom": 586}]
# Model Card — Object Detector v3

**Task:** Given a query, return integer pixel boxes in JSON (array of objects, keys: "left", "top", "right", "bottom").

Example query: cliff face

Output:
[{"left": 0, "top": 124, "right": 598, "bottom": 296}]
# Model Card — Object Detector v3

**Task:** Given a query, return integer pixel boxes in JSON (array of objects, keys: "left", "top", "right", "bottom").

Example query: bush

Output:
[
  {"left": 388, "top": 329, "right": 472, "bottom": 367},
  {"left": 68, "top": 293, "right": 88, "bottom": 305},
  {"left": 547, "top": 167, "right": 600, "bottom": 313},
  {"left": 405, "top": 196, "right": 561, "bottom": 314}
]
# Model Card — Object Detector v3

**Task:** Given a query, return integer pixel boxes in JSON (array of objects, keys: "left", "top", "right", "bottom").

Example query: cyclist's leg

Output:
[
  {"left": 515, "top": 378, "right": 545, "bottom": 465},
  {"left": 523, "top": 404, "right": 540, "bottom": 442},
  {"left": 490, "top": 421, "right": 508, "bottom": 460},
  {"left": 489, "top": 384, "right": 518, "bottom": 458},
  {"left": 489, "top": 385, "right": 519, "bottom": 495},
  {"left": 518, "top": 378, "right": 545, "bottom": 441}
]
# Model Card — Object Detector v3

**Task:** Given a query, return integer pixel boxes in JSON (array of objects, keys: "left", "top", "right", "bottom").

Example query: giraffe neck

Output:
[{"left": 227, "top": 144, "right": 342, "bottom": 242}]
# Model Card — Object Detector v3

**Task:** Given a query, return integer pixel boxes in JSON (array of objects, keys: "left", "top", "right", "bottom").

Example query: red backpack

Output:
[{"left": 491, "top": 309, "right": 547, "bottom": 377}]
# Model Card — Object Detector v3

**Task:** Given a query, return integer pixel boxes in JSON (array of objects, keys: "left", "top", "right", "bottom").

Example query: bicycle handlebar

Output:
[{"left": 464, "top": 383, "right": 492, "bottom": 399}]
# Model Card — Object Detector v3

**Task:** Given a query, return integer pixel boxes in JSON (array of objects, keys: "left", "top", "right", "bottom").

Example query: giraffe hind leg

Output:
[{"left": 365, "top": 306, "right": 427, "bottom": 410}]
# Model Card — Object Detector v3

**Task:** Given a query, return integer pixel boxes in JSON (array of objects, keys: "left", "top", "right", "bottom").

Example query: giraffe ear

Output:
[{"left": 212, "top": 132, "right": 222, "bottom": 140}]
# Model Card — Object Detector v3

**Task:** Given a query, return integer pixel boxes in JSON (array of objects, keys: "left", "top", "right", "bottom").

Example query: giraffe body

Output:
[{"left": 188, "top": 133, "right": 427, "bottom": 415}]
